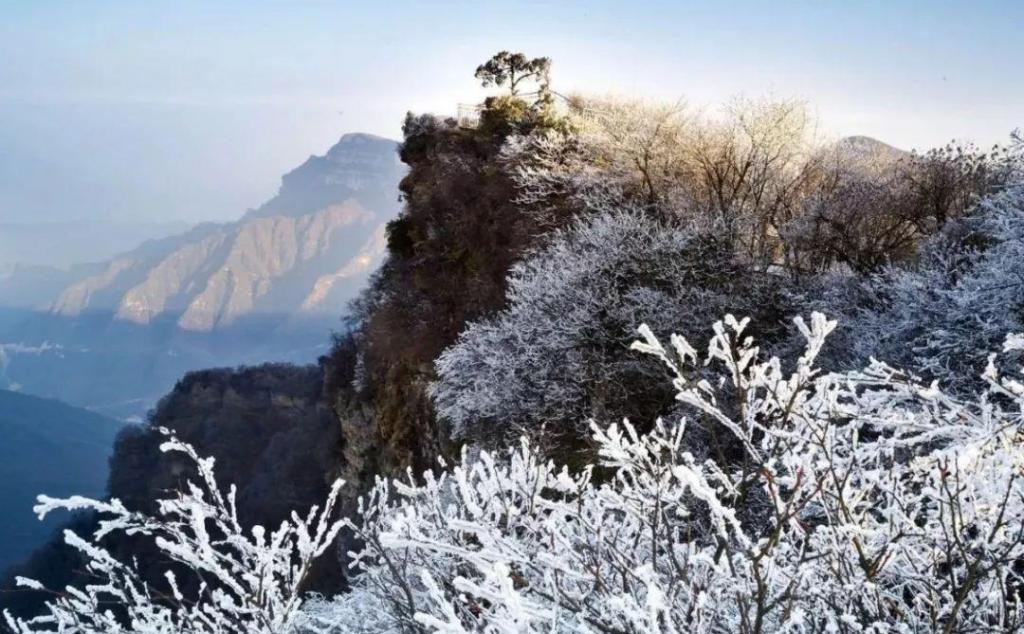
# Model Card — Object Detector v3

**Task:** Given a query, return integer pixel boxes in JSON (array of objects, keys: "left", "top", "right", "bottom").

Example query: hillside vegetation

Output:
[{"left": 6, "top": 53, "right": 1024, "bottom": 633}]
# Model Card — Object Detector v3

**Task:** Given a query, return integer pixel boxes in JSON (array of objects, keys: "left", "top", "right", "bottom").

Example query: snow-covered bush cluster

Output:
[
  {"left": 814, "top": 182, "right": 1024, "bottom": 393},
  {"left": 331, "top": 312, "right": 1024, "bottom": 633},
  {"left": 4, "top": 431, "right": 346, "bottom": 634},
  {"left": 433, "top": 207, "right": 787, "bottom": 443},
  {"left": 14, "top": 310, "right": 1024, "bottom": 633}
]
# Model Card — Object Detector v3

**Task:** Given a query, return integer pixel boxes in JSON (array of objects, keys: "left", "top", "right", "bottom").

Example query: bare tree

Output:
[{"left": 684, "top": 98, "right": 820, "bottom": 266}]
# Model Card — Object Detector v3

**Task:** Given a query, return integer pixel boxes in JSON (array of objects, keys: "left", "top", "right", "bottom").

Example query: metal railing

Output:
[
  {"left": 454, "top": 94, "right": 606, "bottom": 130},
  {"left": 456, "top": 103, "right": 484, "bottom": 128}
]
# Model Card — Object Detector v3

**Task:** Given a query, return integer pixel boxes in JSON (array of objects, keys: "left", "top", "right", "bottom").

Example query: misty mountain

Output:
[
  {"left": 832, "top": 135, "right": 908, "bottom": 169},
  {"left": 0, "top": 133, "right": 403, "bottom": 417},
  {"left": 49, "top": 133, "right": 403, "bottom": 330},
  {"left": 0, "top": 389, "right": 123, "bottom": 573}
]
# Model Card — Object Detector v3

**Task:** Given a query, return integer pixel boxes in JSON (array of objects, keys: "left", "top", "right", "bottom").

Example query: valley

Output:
[{"left": 0, "top": 133, "right": 403, "bottom": 419}]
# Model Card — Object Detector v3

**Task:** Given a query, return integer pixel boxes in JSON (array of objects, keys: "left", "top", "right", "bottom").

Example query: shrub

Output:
[
  {"left": 5, "top": 431, "right": 345, "bottom": 634},
  {"left": 432, "top": 207, "right": 787, "bottom": 446},
  {"left": 331, "top": 313, "right": 1024, "bottom": 633}
]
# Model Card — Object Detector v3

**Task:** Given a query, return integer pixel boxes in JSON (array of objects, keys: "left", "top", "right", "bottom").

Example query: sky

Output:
[{"left": 0, "top": 0, "right": 1021, "bottom": 224}]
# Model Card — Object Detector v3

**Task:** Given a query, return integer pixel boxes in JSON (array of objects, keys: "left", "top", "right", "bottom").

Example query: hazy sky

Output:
[{"left": 1, "top": 0, "right": 1021, "bottom": 224}]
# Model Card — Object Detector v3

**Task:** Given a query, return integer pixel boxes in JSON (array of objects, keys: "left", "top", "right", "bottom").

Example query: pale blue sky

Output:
[{"left": 1, "top": 0, "right": 1021, "bottom": 223}]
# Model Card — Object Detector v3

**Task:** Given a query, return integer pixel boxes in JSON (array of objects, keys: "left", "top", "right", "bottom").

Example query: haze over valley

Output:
[{"left": 0, "top": 133, "right": 403, "bottom": 418}]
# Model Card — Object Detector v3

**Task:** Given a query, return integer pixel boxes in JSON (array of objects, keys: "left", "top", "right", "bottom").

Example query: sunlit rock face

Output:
[
  {"left": 49, "top": 133, "right": 403, "bottom": 331},
  {"left": 175, "top": 201, "right": 377, "bottom": 331},
  {"left": 249, "top": 132, "right": 405, "bottom": 220}
]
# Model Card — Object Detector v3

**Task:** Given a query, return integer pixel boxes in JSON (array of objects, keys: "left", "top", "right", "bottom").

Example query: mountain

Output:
[
  {"left": 832, "top": 135, "right": 908, "bottom": 171},
  {"left": 0, "top": 133, "right": 403, "bottom": 417},
  {"left": 49, "top": 133, "right": 403, "bottom": 330},
  {"left": 247, "top": 131, "right": 404, "bottom": 220},
  {"left": 0, "top": 389, "right": 123, "bottom": 573}
]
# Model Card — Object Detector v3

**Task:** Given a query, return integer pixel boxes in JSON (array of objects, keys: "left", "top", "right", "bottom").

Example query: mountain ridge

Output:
[{"left": 47, "top": 133, "right": 403, "bottom": 332}]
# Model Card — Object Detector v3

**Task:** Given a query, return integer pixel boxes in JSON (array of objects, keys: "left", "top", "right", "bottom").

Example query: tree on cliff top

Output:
[{"left": 474, "top": 51, "right": 551, "bottom": 97}]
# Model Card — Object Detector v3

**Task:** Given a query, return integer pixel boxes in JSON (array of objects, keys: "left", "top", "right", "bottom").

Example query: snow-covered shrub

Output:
[
  {"left": 4, "top": 430, "right": 345, "bottom": 634},
  {"left": 330, "top": 312, "right": 1024, "bottom": 633},
  {"left": 10, "top": 312, "right": 1024, "bottom": 633},
  {"left": 432, "top": 207, "right": 787, "bottom": 443},
  {"left": 813, "top": 182, "right": 1024, "bottom": 393}
]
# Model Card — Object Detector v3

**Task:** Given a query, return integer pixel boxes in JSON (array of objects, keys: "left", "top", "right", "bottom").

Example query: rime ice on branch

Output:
[
  {"left": 5, "top": 429, "right": 346, "bottom": 634},
  {"left": 329, "top": 312, "right": 1024, "bottom": 633}
]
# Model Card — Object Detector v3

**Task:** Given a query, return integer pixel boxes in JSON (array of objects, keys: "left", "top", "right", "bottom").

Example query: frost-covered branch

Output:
[
  {"left": 5, "top": 429, "right": 346, "bottom": 634},
  {"left": 333, "top": 313, "right": 1024, "bottom": 633}
]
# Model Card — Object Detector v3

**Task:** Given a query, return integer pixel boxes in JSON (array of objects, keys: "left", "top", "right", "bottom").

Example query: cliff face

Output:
[
  {"left": 49, "top": 133, "right": 402, "bottom": 331},
  {"left": 110, "top": 363, "right": 343, "bottom": 530},
  {"left": 325, "top": 107, "right": 570, "bottom": 496}
]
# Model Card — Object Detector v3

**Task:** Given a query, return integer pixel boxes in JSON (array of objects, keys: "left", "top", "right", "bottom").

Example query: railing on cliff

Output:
[
  {"left": 456, "top": 103, "right": 484, "bottom": 128},
  {"left": 455, "top": 92, "right": 605, "bottom": 130}
]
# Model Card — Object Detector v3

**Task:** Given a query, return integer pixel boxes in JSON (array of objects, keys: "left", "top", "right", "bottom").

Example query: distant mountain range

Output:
[
  {"left": 0, "top": 133, "right": 403, "bottom": 417},
  {"left": 0, "top": 389, "right": 123, "bottom": 573},
  {"left": 49, "top": 202, "right": 386, "bottom": 331},
  {"left": 4, "top": 133, "right": 402, "bottom": 328}
]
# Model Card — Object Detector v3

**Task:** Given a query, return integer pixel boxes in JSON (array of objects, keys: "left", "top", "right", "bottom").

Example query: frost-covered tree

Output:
[
  {"left": 812, "top": 181, "right": 1024, "bottom": 393},
  {"left": 900, "top": 139, "right": 1021, "bottom": 229},
  {"left": 321, "top": 312, "right": 1024, "bottom": 633},
  {"left": 784, "top": 135, "right": 1022, "bottom": 274},
  {"left": 685, "top": 98, "right": 822, "bottom": 265},
  {"left": 573, "top": 98, "right": 692, "bottom": 208},
  {"left": 5, "top": 429, "right": 345, "bottom": 634},
  {"left": 498, "top": 98, "right": 693, "bottom": 230},
  {"left": 780, "top": 138, "right": 917, "bottom": 273},
  {"left": 432, "top": 207, "right": 787, "bottom": 445}
]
